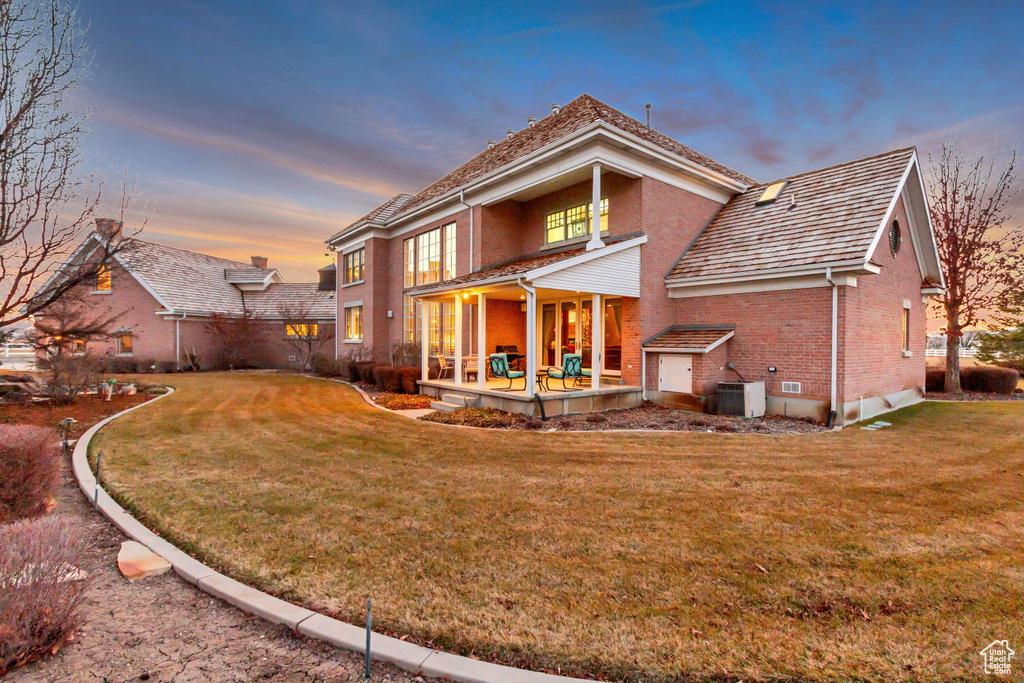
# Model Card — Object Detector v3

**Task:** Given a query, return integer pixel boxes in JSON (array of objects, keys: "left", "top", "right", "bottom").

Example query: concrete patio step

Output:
[
  {"left": 440, "top": 393, "right": 480, "bottom": 408},
  {"left": 430, "top": 400, "right": 465, "bottom": 412}
]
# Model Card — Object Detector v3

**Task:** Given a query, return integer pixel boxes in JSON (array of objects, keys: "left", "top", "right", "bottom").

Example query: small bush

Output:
[
  {"left": 522, "top": 417, "right": 544, "bottom": 430},
  {"left": 584, "top": 412, "right": 607, "bottom": 423},
  {"left": 104, "top": 357, "right": 134, "bottom": 374},
  {"left": 399, "top": 367, "right": 420, "bottom": 394},
  {"left": 157, "top": 360, "right": 176, "bottom": 374},
  {"left": 391, "top": 341, "right": 421, "bottom": 369},
  {"left": 373, "top": 365, "right": 400, "bottom": 392},
  {"left": 355, "top": 361, "right": 376, "bottom": 384},
  {"left": 0, "top": 425, "right": 59, "bottom": 525},
  {"left": 0, "top": 515, "right": 87, "bottom": 675},
  {"left": 996, "top": 359, "right": 1024, "bottom": 374},
  {"left": 134, "top": 359, "right": 158, "bottom": 374},
  {"left": 925, "top": 367, "right": 946, "bottom": 393},
  {"left": 312, "top": 355, "right": 343, "bottom": 378},
  {"left": 961, "top": 365, "right": 1020, "bottom": 395}
]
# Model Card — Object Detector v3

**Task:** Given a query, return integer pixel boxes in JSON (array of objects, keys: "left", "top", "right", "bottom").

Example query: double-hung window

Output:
[
  {"left": 95, "top": 264, "right": 112, "bottom": 292},
  {"left": 544, "top": 198, "right": 608, "bottom": 245},
  {"left": 117, "top": 332, "right": 133, "bottom": 356},
  {"left": 287, "top": 323, "right": 319, "bottom": 337},
  {"left": 344, "top": 305, "right": 362, "bottom": 341},
  {"left": 342, "top": 248, "right": 364, "bottom": 285},
  {"left": 403, "top": 223, "right": 457, "bottom": 351}
]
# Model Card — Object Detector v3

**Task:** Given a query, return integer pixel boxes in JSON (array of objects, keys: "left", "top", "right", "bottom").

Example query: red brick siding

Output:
[
  {"left": 839, "top": 196, "right": 926, "bottom": 402},
  {"left": 674, "top": 288, "right": 835, "bottom": 402}
]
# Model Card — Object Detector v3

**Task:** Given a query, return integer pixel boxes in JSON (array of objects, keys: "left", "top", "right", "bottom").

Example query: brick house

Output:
[
  {"left": 327, "top": 94, "right": 944, "bottom": 425},
  {"left": 40, "top": 219, "right": 336, "bottom": 370}
]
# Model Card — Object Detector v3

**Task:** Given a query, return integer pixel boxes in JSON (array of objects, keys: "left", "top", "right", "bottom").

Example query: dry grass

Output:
[{"left": 94, "top": 373, "right": 1024, "bottom": 682}]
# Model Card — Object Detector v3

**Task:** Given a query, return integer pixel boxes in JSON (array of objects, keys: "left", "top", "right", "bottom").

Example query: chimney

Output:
[
  {"left": 250, "top": 256, "right": 268, "bottom": 269},
  {"left": 487, "top": 139, "right": 496, "bottom": 149},
  {"left": 506, "top": 128, "right": 515, "bottom": 139},
  {"left": 550, "top": 103, "right": 561, "bottom": 115},
  {"left": 645, "top": 103, "right": 652, "bottom": 130},
  {"left": 318, "top": 264, "right": 337, "bottom": 291},
  {"left": 527, "top": 116, "right": 537, "bottom": 128},
  {"left": 94, "top": 218, "right": 123, "bottom": 240}
]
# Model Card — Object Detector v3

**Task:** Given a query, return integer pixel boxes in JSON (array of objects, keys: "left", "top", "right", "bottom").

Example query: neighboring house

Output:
[
  {"left": 331, "top": 93, "right": 944, "bottom": 425},
  {"left": 39, "top": 219, "right": 336, "bottom": 369}
]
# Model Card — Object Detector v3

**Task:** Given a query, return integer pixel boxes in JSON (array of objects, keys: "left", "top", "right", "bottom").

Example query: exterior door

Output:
[{"left": 658, "top": 354, "right": 693, "bottom": 394}]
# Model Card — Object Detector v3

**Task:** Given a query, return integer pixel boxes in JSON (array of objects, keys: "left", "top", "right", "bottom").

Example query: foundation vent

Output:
[{"left": 782, "top": 381, "right": 801, "bottom": 394}]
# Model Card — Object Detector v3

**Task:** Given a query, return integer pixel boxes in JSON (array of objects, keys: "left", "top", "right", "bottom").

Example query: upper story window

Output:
[
  {"left": 404, "top": 223, "right": 456, "bottom": 289},
  {"left": 72, "top": 339, "right": 86, "bottom": 354},
  {"left": 95, "top": 264, "right": 112, "bottom": 291},
  {"left": 343, "top": 248, "right": 365, "bottom": 284},
  {"left": 545, "top": 198, "right": 608, "bottom": 245}
]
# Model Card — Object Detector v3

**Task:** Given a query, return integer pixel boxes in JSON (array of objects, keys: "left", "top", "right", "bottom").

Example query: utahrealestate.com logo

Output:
[{"left": 981, "top": 640, "right": 1015, "bottom": 676}]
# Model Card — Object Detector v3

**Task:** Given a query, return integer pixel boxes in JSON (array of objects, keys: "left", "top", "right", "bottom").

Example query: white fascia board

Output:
[
  {"left": 340, "top": 242, "right": 366, "bottom": 256},
  {"left": 705, "top": 330, "right": 735, "bottom": 353},
  {"left": 525, "top": 235, "right": 648, "bottom": 280},
  {"left": 666, "top": 259, "right": 874, "bottom": 288},
  {"left": 863, "top": 156, "right": 916, "bottom": 266},
  {"left": 413, "top": 275, "right": 521, "bottom": 299},
  {"left": 326, "top": 219, "right": 384, "bottom": 247},
  {"left": 667, "top": 271, "right": 862, "bottom": 299},
  {"left": 112, "top": 252, "right": 176, "bottom": 313},
  {"left": 901, "top": 184, "right": 929, "bottom": 281},
  {"left": 908, "top": 155, "right": 946, "bottom": 287},
  {"left": 34, "top": 232, "right": 103, "bottom": 296}
]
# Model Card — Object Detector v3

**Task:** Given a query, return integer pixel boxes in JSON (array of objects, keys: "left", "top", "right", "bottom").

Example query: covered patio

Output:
[{"left": 412, "top": 231, "right": 647, "bottom": 416}]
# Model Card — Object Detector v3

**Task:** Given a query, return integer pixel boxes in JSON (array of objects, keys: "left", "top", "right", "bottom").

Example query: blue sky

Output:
[{"left": 78, "top": 0, "right": 1024, "bottom": 281}]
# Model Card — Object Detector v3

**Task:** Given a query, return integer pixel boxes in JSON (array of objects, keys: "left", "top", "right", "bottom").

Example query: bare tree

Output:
[
  {"left": 927, "top": 141, "right": 1024, "bottom": 393},
  {"left": 278, "top": 301, "right": 333, "bottom": 371},
  {"left": 28, "top": 287, "right": 120, "bottom": 402},
  {"left": 0, "top": 0, "right": 140, "bottom": 329},
  {"left": 204, "top": 310, "right": 268, "bottom": 370}
]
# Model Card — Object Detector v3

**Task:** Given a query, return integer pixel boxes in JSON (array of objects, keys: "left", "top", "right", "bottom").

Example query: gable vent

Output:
[
  {"left": 890, "top": 219, "right": 902, "bottom": 255},
  {"left": 781, "top": 381, "right": 801, "bottom": 394}
]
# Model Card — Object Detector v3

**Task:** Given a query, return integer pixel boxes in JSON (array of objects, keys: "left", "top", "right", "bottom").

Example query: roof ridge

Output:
[{"left": 755, "top": 146, "right": 916, "bottom": 188}]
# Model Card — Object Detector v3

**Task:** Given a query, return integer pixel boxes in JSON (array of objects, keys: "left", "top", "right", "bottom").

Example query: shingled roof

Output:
[
  {"left": 642, "top": 326, "right": 734, "bottom": 351},
  {"left": 667, "top": 147, "right": 917, "bottom": 281},
  {"left": 333, "top": 94, "right": 754, "bottom": 243},
  {"left": 244, "top": 283, "right": 335, "bottom": 319}
]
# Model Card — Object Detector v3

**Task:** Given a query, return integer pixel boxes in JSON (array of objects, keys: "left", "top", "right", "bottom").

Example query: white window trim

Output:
[
  {"left": 344, "top": 304, "right": 363, "bottom": 343},
  {"left": 90, "top": 290, "right": 112, "bottom": 295}
]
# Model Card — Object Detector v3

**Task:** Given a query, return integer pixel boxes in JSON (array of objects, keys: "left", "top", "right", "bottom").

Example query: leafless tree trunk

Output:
[
  {"left": 0, "top": 0, "right": 140, "bottom": 328},
  {"left": 927, "top": 141, "right": 1023, "bottom": 393},
  {"left": 204, "top": 310, "right": 268, "bottom": 370}
]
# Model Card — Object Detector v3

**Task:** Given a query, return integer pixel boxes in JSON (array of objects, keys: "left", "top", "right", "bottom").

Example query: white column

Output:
[
  {"left": 454, "top": 295, "right": 463, "bottom": 386},
  {"left": 525, "top": 288, "right": 537, "bottom": 397},
  {"left": 587, "top": 163, "right": 604, "bottom": 251},
  {"left": 477, "top": 293, "right": 487, "bottom": 390},
  {"left": 591, "top": 293, "right": 602, "bottom": 388},
  {"left": 420, "top": 298, "right": 429, "bottom": 382}
]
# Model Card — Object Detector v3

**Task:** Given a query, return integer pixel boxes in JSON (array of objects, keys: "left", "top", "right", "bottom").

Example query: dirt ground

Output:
[{"left": 7, "top": 445, "right": 424, "bottom": 682}]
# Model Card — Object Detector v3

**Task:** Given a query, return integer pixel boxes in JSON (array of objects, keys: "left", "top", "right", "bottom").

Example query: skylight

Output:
[{"left": 755, "top": 180, "right": 788, "bottom": 205}]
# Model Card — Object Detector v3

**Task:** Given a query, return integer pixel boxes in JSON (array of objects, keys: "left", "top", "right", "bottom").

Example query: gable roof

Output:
[
  {"left": 642, "top": 326, "right": 735, "bottom": 352},
  {"left": 330, "top": 94, "right": 753, "bottom": 244},
  {"left": 666, "top": 148, "right": 919, "bottom": 281}
]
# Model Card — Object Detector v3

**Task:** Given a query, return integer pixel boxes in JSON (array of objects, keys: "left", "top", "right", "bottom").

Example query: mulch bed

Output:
[
  {"left": 926, "top": 390, "right": 1024, "bottom": 401},
  {"left": 372, "top": 392, "right": 434, "bottom": 410},
  {"left": 0, "top": 392, "right": 156, "bottom": 440},
  {"left": 421, "top": 401, "right": 827, "bottom": 433}
]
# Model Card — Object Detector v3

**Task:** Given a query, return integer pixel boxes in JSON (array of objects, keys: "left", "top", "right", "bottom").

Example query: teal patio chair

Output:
[
  {"left": 488, "top": 353, "right": 526, "bottom": 391},
  {"left": 546, "top": 353, "right": 583, "bottom": 390}
]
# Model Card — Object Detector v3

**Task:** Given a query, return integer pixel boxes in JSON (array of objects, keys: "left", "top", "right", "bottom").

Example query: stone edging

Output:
[{"left": 71, "top": 384, "right": 586, "bottom": 683}]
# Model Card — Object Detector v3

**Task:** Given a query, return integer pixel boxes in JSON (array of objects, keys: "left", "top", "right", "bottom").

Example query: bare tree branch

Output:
[{"left": 927, "top": 140, "right": 1024, "bottom": 393}]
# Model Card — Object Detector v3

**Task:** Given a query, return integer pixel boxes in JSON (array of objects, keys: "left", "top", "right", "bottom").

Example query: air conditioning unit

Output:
[{"left": 717, "top": 381, "right": 766, "bottom": 417}]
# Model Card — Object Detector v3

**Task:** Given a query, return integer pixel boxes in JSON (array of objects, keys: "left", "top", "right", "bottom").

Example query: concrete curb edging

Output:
[{"left": 71, "top": 384, "right": 586, "bottom": 683}]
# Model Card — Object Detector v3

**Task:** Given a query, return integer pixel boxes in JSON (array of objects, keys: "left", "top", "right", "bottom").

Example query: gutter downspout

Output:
[{"left": 824, "top": 267, "right": 838, "bottom": 428}]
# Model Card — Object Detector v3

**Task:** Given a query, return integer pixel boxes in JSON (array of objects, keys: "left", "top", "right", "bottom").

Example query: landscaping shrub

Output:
[
  {"left": 584, "top": 412, "right": 607, "bottom": 423},
  {"left": 104, "top": 357, "right": 134, "bottom": 374},
  {"left": 311, "top": 355, "right": 343, "bottom": 378},
  {"left": 355, "top": 361, "right": 376, "bottom": 384},
  {"left": 0, "top": 515, "right": 87, "bottom": 675},
  {"left": 134, "top": 359, "right": 157, "bottom": 374},
  {"left": 391, "top": 341, "right": 421, "bottom": 368},
  {"left": 157, "top": 360, "right": 176, "bottom": 374},
  {"left": 342, "top": 360, "right": 359, "bottom": 381},
  {"left": 997, "top": 359, "right": 1024, "bottom": 374},
  {"left": 961, "top": 365, "right": 1020, "bottom": 395},
  {"left": 0, "top": 425, "right": 59, "bottom": 525},
  {"left": 399, "top": 367, "right": 420, "bottom": 394},
  {"left": 925, "top": 367, "right": 946, "bottom": 393},
  {"left": 373, "top": 365, "right": 401, "bottom": 392}
]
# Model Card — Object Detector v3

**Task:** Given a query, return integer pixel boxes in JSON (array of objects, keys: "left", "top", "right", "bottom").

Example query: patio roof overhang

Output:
[{"left": 412, "top": 234, "right": 648, "bottom": 302}]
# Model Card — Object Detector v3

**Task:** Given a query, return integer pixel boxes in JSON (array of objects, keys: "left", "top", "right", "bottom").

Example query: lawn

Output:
[{"left": 93, "top": 373, "right": 1024, "bottom": 682}]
